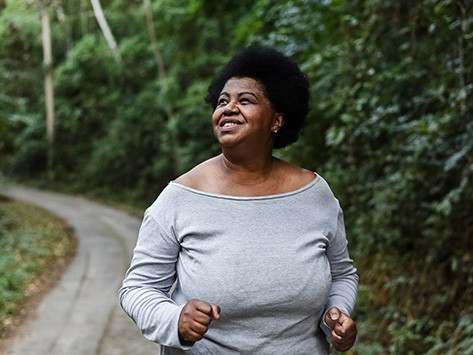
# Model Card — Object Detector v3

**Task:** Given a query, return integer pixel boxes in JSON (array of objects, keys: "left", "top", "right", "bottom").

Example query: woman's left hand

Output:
[{"left": 324, "top": 307, "right": 357, "bottom": 352}]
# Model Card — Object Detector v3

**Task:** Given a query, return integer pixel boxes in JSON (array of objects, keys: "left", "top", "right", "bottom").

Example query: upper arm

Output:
[{"left": 122, "top": 212, "right": 180, "bottom": 293}]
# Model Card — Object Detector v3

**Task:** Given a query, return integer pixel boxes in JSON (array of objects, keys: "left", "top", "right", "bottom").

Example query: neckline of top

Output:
[{"left": 169, "top": 173, "right": 320, "bottom": 201}]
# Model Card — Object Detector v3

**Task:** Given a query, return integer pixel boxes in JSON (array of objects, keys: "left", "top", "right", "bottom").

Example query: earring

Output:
[{"left": 273, "top": 128, "right": 278, "bottom": 133}]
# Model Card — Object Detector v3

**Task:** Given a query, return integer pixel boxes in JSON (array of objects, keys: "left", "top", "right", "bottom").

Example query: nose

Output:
[{"left": 222, "top": 100, "right": 238, "bottom": 115}]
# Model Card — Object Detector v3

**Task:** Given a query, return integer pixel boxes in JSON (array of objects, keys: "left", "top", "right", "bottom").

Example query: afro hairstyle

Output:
[{"left": 205, "top": 46, "right": 309, "bottom": 149}]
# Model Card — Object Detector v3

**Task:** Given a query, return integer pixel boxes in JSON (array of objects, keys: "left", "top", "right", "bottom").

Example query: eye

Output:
[
  {"left": 217, "top": 97, "right": 228, "bottom": 106},
  {"left": 239, "top": 96, "right": 255, "bottom": 104}
]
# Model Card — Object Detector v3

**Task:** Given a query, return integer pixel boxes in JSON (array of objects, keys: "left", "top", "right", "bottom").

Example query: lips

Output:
[
  {"left": 219, "top": 118, "right": 242, "bottom": 127},
  {"left": 219, "top": 118, "right": 243, "bottom": 131}
]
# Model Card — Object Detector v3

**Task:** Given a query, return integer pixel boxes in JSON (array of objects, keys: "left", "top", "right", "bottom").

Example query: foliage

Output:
[
  {"left": 0, "top": 1, "right": 44, "bottom": 175},
  {"left": 0, "top": 0, "right": 472, "bottom": 352},
  {"left": 0, "top": 197, "right": 76, "bottom": 336}
]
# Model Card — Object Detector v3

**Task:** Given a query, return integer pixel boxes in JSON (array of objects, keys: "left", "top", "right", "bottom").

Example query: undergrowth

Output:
[
  {"left": 352, "top": 251, "right": 473, "bottom": 354},
  {"left": 0, "top": 196, "right": 77, "bottom": 337}
]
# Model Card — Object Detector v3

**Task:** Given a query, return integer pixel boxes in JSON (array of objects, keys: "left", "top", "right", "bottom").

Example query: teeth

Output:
[{"left": 223, "top": 122, "right": 236, "bottom": 127}]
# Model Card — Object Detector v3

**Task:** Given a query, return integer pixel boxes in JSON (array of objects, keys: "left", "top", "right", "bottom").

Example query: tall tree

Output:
[
  {"left": 40, "top": 0, "right": 55, "bottom": 170},
  {"left": 143, "top": 0, "right": 165, "bottom": 81},
  {"left": 90, "top": 0, "right": 121, "bottom": 63}
]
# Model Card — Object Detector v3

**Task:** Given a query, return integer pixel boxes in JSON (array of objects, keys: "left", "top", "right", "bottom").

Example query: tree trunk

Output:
[
  {"left": 90, "top": 0, "right": 122, "bottom": 64},
  {"left": 142, "top": 0, "right": 180, "bottom": 172},
  {"left": 40, "top": 1, "right": 55, "bottom": 171},
  {"left": 143, "top": 0, "right": 166, "bottom": 81}
]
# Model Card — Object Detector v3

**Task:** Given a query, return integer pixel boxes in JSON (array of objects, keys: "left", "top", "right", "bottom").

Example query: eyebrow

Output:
[{"left": 218, "top": 91, "right": 259, "bottom": 99}]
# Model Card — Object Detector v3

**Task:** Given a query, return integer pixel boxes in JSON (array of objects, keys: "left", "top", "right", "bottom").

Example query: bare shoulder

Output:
[
  {"left": 173, "top": 157, "right": 219, "bottom": 190},
  {"left": 276, "top": 159, "right": 317, "bottom": 189}
]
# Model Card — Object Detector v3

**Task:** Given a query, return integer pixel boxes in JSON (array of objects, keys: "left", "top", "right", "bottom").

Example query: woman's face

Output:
[{"left": 212, "top": 77, "right": 282, "bottom": 150}]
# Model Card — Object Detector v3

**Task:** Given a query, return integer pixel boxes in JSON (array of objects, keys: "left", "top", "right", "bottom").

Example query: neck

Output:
[{"left": 219, "top": 151, "right": 277, "bottom": 186}]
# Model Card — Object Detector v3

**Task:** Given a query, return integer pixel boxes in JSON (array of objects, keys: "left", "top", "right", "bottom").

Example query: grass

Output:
[{"left": 0, "top": 195, "right": 77, "bottom": 339}]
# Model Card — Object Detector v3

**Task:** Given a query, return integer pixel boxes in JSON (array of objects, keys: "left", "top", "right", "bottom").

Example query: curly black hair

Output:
[{"left": 205, "top": 46, "right": 309, "bottom": 149}]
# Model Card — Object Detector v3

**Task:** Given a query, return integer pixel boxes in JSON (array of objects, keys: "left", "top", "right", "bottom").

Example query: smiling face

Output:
[{"left": 212, "top": 77, "right": 284, "bottom": 150}]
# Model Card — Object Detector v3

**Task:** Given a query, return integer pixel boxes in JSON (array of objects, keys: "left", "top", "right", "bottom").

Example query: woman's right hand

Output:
[
  {"left": 324, "top": 307, "right": 357, "bottom": 352},
  {"left": 178, "top": 299, "right": 221, "bottom": 343}
]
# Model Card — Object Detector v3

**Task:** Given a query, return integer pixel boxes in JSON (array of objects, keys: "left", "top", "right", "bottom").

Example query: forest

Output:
[{"left": 1, "top": 0, "right": 472, "bottom": 353}]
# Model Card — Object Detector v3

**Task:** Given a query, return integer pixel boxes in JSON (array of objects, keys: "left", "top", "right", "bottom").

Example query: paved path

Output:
[{"left": 0, "top": 185, "right": 159, "bottom": 355}]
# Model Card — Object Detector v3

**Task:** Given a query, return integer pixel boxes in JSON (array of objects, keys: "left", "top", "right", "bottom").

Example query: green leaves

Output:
[
  {"left": 0, "top": 199, "right": 76, "bottom": 334},
  {"left": 0, "top": 0, "right": 472, "bottom": 351}
]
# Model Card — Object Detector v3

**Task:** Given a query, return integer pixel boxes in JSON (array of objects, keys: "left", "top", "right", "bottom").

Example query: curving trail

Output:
[{"left": 0, "top": 185, "right": 159, "bottom": 355}]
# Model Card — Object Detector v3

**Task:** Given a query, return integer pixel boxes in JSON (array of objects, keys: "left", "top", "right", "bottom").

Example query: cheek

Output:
[{"left": 211, "top": 109, "right": 221, "bottom": 126}]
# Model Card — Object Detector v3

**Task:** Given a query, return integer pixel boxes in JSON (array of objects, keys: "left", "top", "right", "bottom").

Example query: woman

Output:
[{"left": 119, "top": 47, "right": 358, "bottom": 354}]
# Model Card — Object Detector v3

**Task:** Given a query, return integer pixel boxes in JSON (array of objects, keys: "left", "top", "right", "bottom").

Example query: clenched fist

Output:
[
  {"left": 178, "top": 299, "right": 221, "bottom": 343},
  {"left": 324, "top": 307, "right": 357, "bottom": 352}
]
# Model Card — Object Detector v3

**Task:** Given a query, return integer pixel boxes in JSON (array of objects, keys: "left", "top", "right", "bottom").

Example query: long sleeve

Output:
[
  {"left": 118, "top": 213, "right": 190, "bottom": 350},
  {"left": 120, "top": 178, "right": 357, "bottom": 354},
  {"left": 320, "top": 207, "right": 359, "bottom": 341}
]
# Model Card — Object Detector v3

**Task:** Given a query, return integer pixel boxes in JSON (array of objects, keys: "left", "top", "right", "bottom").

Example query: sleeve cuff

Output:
[{"left": 320, "top": 310, "right": 333, "bottom": 344}]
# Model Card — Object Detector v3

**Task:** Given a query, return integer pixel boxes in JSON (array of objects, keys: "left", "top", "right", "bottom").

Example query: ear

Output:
[{"left": 272, "top": 113, "right": 285, "bottom": 133}]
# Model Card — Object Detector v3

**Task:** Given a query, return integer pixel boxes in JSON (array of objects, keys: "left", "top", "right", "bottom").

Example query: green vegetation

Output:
[
  {"left": 0, "top": 0, "right": 472, "bottom": 352},
  {"left": 0, "top": 197, "right": 76, "bottom": 337}
]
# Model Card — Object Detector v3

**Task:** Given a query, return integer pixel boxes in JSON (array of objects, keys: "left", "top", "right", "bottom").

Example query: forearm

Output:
[
  {"left": 119, "top": 285, "right": 189, "bottom": 349},
  {"left": 325, "top": 270, "right": 358, "bottom": 315}
]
